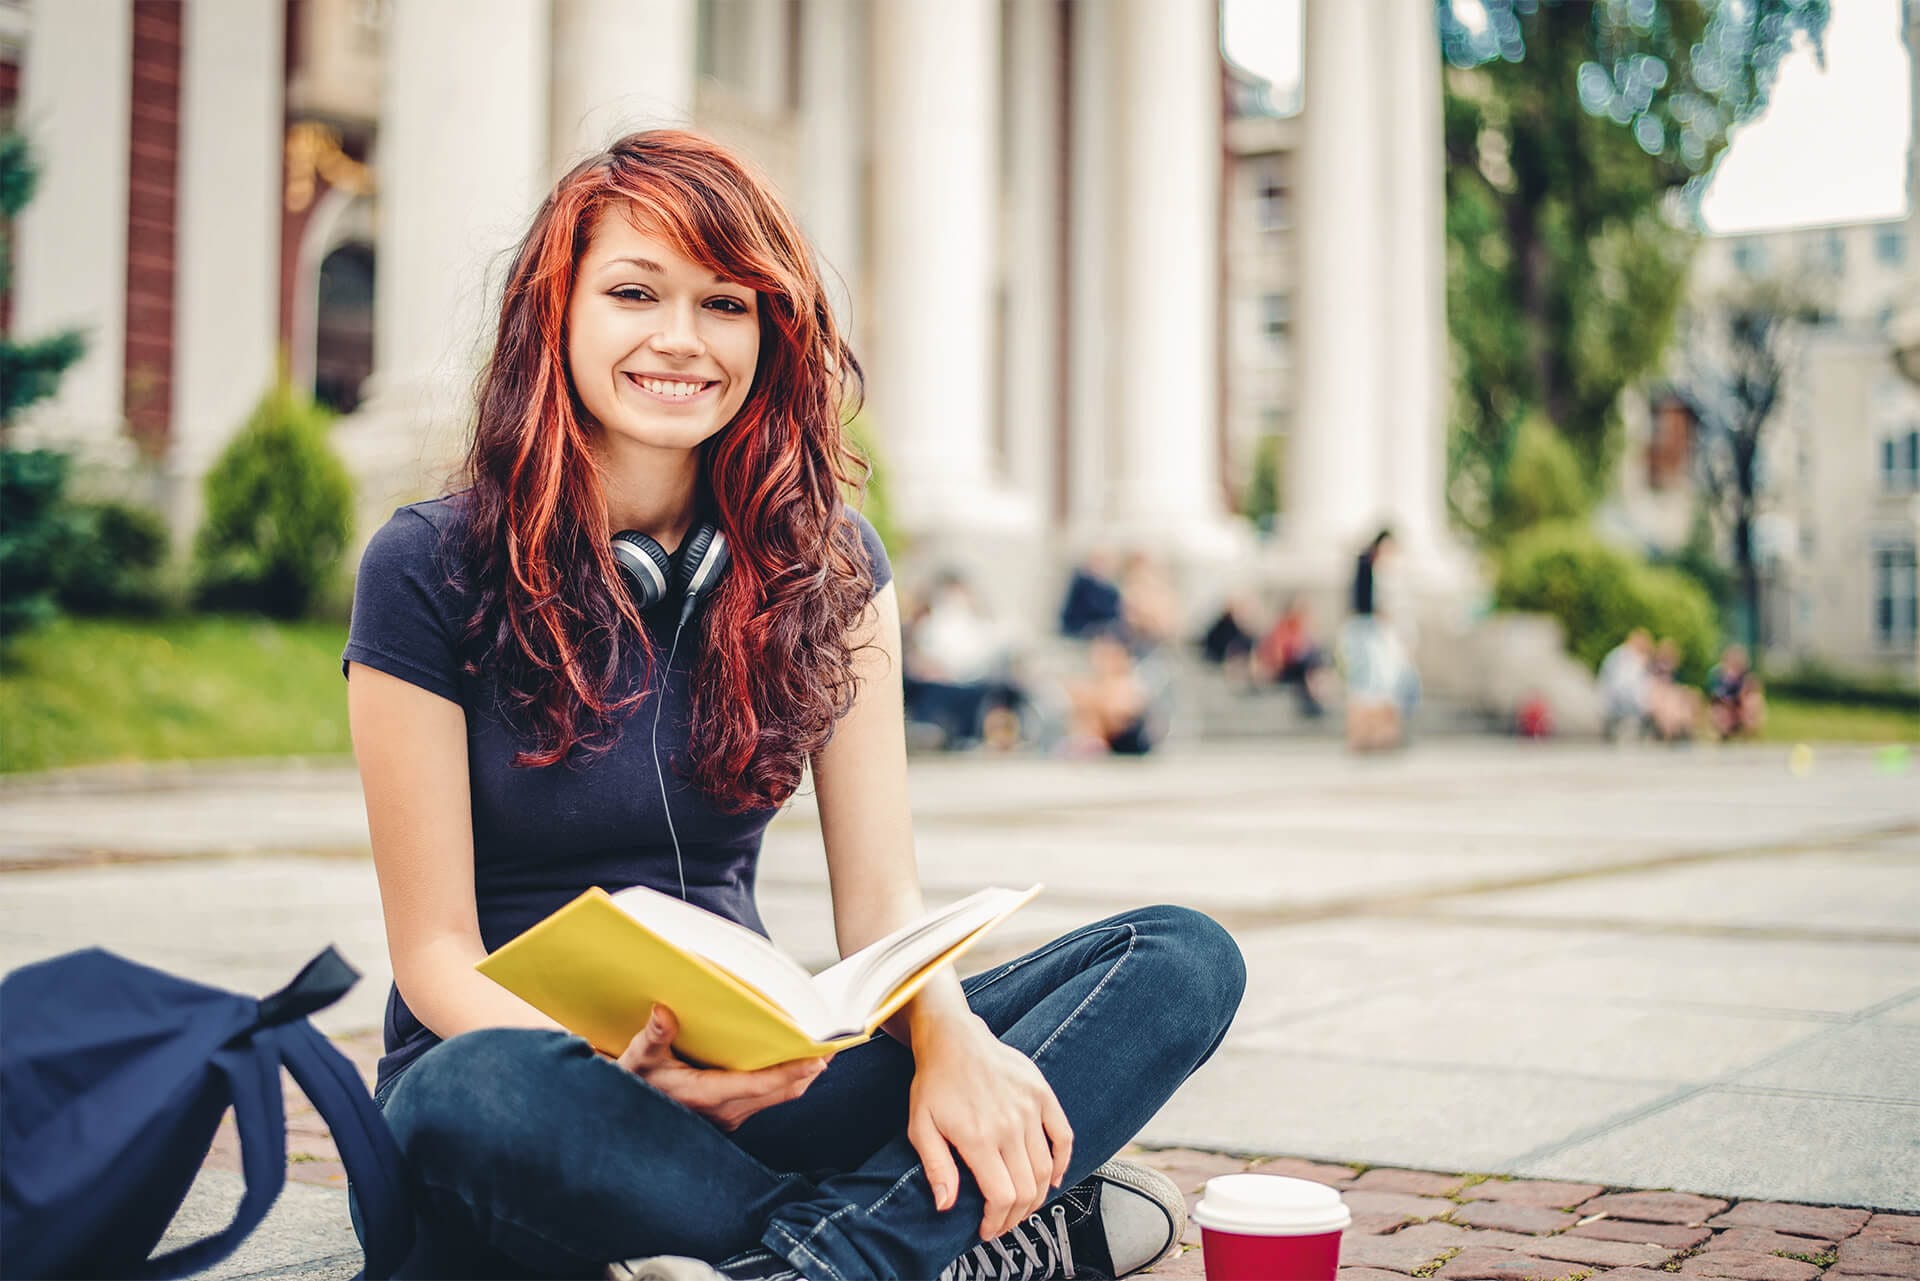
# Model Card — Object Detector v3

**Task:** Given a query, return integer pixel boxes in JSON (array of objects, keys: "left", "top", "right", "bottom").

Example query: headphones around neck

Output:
[{"left": 611, "top": 523, "right": 731, "bottom": 626}]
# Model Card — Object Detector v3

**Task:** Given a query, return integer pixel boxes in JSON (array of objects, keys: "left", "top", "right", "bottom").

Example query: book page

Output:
[
  {"left": 609, "top": 884, "right": 831, "bottom": 1029},
  {"left": 810, "top": 885, "right": 1042, "bottom": 1036}
]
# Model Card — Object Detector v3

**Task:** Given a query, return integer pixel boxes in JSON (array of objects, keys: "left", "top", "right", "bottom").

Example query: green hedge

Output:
[
  {"left": 192, "top": 384, "right": 354, "bottom": 619},
  {"left": 1494, "top": 521, "right": 1721, "bottom": 684}
]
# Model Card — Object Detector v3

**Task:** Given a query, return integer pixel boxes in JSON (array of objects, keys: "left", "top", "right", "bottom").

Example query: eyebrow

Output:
[{"left": 602, "top": 256, "right": 733, "bottom": 286}]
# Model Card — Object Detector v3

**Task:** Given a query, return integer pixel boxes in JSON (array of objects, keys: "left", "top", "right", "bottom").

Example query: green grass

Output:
[
  {"left": 1763, "top": 695, "right": 1920, "bottom": 745},
  {"left": 0, "top": 616, "right": 352, "bottom": 773}
]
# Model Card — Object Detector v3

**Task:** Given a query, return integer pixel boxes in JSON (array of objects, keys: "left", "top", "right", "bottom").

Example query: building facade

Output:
[
  {"left": 6, "top": 0, "right": 1458, "bottom": 640},
  {"left": 1614, "top": 216, "right": 1920, "bottom": 678}
]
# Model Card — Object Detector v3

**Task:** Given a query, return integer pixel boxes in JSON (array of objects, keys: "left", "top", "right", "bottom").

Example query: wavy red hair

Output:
[{"left": 454, "top": 129, "right": 874, "bottom": 811}]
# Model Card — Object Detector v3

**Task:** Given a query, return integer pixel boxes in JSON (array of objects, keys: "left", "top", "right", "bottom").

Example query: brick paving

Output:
[{"left": 221, "top": 1030, "right": 1920, "bottom": 1281}]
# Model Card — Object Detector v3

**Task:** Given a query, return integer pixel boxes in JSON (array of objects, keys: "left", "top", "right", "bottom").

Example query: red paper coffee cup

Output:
[{"left": 1193, "top": 1174, "right": 1351, "bottom": 1280}]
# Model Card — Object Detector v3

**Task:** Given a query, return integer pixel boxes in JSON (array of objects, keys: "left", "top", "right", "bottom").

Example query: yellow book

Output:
[{"left": 476, "top": 883, "right": 1043, "bottom": 1071}]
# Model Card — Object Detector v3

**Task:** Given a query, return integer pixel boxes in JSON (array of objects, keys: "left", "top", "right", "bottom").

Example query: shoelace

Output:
[{"left": 939, "top": 1204, "right": 1076, "bottom": 1281}]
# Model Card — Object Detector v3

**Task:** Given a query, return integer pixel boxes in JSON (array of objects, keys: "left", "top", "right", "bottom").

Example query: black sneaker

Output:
[{"left": 939, "top": 1159, "right": 1186, "bottom": 1281}]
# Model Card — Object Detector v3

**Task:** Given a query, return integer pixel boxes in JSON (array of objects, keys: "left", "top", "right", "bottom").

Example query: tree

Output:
[
  {"left": 1679, "top": 279, "right": 1815, "bottom": 653},
  {"left": 0, "top": 132, "right": 88, "bottom": 644},
  {"left": 1437, "top": 0, "right": 1828, "bottom": 537},
  {"left": 1, "top": 131, "right": 85, "bottom": 431}
]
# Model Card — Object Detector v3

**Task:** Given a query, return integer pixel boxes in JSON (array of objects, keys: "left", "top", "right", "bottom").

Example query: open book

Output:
[{"left": 476, "top": 883, "right": 1042, "bottom": 1071}]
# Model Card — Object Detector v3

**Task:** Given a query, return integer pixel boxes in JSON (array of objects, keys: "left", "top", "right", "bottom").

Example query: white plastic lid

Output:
[{"left": 1191, "top": 1174, "right": 1353, "bottom": 1237}]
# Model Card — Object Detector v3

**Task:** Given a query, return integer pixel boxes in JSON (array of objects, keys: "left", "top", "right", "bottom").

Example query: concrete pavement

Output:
[{"left": 3, "top": 741, "right": 1917, "bottom": 1276}]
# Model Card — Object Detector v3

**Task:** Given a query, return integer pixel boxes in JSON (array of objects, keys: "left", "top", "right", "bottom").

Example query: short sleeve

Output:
[
  {"left": 341, "top": 506, "right": 465, "bottom": 704},
  {"left": 846, "top": 507, "right": 892, "bottom": 597}
]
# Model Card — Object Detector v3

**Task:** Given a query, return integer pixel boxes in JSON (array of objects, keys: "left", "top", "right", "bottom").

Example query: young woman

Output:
[{"left": 342, "top": 130, "right": 1244, "bottom": 1281}]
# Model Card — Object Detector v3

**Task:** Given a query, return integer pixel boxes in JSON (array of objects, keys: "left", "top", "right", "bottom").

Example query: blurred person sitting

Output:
[
  {"left": 1598, "top": 628, "right": 1654, "bottom": 740},
  {"left": 1707, "top": 644, "right": 1767, "bottom": 740},
  {"left": 1646, "top": 637, "right": 1704, "bottom": 742},
  {"left": 1058, "top": 546, "right": 1123, "bottom": 639},
  {"left": 1118, "top": 551, "right": 1182, "bottom": 653},
  {"left": 1339, "top": 529, "right": 1417, "bottom": 752},
  {"left": 1255, "top": 595, "right": 1332, "bottom": 717},
  {"left": 1199, "top": 591, "right": 1262, "bottom": 688},
  {"left": 1063, "top": 631, "right": 1162, "bottom": 757},
  {"left": 902, "top": 570, "right": 1019, "bottom": 749}
]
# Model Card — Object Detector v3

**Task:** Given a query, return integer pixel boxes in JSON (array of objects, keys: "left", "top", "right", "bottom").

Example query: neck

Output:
[{"left": 600, "top": 441, "right": 702, "bottom": 552}]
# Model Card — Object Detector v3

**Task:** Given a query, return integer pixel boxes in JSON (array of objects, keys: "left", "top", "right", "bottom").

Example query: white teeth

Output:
[{"left": 635, "top": 376, "right": 707, "bottom": 399}]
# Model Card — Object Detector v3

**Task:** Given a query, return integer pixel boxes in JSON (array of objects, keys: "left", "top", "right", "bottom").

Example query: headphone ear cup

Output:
[
  {"left": 611, "top": 531, "right": 673, "bottom": 609},
  {"left": 676, "top": 525, "right": 731, "bottom": 622}
]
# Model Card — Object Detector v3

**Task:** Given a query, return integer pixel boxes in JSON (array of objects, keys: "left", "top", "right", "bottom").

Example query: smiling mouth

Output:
[{"left": 624, "top": 373, "right": 717, "bottom": 401}]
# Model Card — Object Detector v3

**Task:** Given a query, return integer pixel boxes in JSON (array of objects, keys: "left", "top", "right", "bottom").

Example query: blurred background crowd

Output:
[{"left": 0, "top": 0, "right": 1915, "bottom": 773}]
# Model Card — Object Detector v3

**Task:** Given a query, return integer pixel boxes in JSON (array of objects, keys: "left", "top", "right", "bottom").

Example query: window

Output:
[
  {"left": 1875, "top": 226, "right": 1907, "bottom": 267},
  {"left": 1257, "top": 172, "right": 1291, "bottom": 232},
  {"left": 1883, "top": 428, "right": 1920, "bottom": 493},
  {"left": 1873, "top": 542, "right": 1918, "bottom": 648},
  {"left": 1731, "top": 240, "right": 1768, "bottom": 276},
  {"left": 1261, "top": 292, "right": 1291, "bottom": 347},
  {"left": 1648, "top": 397, "right": 1696, "bottom": 492}
]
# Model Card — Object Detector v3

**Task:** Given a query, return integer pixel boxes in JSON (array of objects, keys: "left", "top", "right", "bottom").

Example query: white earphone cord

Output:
[{"left": 651, "top": 618, "right": 690, "bottom": 901}]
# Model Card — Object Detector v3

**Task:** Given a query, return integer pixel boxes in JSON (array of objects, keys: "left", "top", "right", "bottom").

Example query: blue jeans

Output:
[{"left": 358, "top": 905, "right": 1244, "bottom": 1280}]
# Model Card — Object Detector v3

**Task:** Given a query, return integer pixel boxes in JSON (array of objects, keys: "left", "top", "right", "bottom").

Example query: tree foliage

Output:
[
  {"left": 1438, "top": 0, "right": 1828, "bottom": 538},
  {"left": 0, "top": 132, "right": 85, "bottom": 430}
]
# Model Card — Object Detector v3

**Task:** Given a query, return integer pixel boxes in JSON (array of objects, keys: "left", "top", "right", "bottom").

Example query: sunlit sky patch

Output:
[{"left": 1220, "top": 0, "right": 1911, "bottom": 235}]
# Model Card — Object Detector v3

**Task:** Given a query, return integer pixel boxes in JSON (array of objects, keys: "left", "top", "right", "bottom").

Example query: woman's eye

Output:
[
  {"left": 611, "top": 287, "right": 652, "bottom": 303},
  {"left": 708, "top": 297, "right": 749, "bottom": 315}
]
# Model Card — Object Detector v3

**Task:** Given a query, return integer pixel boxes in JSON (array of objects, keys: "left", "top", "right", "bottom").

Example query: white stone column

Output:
[
  {"left": 1003, "top": 0, "right": 1064, "bottom": 525},
  {"left": 171, "top": 0, "right": 284, "bottom": 515},
  {"left": 1287, "top": 0, "right": 1388, "bottom": 566},
  {"left": 10, "top": 0, "right": 134, "bottom": 465},
  {"left": 869, "top": 0, "right": 1028, "bottom": 536},
  {"left": 1066, "top": 0, "right": 1117, "bottom": 533},
  {"left": 1378, "top": 0, "right": 1463, "bottom": 583},
  {"left": 549, "top": 0, "right": 697, "bottom": 178},
  {"left": 739, "top": 0, "right": 794, "bottom": 117},
  {"left": 339, "top": 0, "right": 550, "bottom": 525},
  {"left": 798, "top": 0, "right": 863, "bottom": 331},
  {"left": 1108, "top": 0, "right": 1235, "bottom": 551}
]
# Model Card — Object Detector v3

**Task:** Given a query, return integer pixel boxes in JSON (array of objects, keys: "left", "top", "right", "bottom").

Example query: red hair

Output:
[{"left": 454, "top": 129, "right": 874, "bottom": 811}]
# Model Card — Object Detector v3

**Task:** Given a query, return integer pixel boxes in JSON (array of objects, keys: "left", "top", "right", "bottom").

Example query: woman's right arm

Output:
[{"left": 347, "top": 662, "right": 562, "bottom": 1039}]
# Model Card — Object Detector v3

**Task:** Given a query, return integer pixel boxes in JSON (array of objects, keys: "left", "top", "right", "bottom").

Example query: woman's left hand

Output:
[{"left": 906, "top": 1012, "right": 1074, "bottom": 1242}]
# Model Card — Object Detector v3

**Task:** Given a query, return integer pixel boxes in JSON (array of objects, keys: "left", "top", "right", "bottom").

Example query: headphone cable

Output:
[{"left": 652, "top": 617, "right": 690, "bottom": 902}]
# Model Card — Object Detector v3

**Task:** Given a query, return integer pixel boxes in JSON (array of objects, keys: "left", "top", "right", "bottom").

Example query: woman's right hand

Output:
[{"left": 615, "top": 1004, "right": 830, "bottom": 1131}]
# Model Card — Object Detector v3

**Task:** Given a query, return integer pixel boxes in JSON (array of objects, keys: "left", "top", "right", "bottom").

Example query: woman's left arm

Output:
[{"left": 811, "top": 581, "right": 1073, "bottom": 1242}]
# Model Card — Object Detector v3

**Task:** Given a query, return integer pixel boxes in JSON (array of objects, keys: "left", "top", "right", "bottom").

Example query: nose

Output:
[{"left": 648, "top": 298, "right": 704, "bottom": 359}]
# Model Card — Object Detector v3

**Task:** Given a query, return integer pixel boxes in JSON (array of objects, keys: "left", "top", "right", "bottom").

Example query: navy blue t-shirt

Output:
[{"left": 341, "top": 493, "right": 892, "bottom": 1091}]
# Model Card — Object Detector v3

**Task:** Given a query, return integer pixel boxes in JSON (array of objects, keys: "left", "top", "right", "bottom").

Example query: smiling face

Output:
[{"left": 566, "top": 208, "right": 761, "bottom": 461}]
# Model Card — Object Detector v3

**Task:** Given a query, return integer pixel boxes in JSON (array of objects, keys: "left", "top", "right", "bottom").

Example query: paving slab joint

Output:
[
  {"left": 1661, "top": 1245, "right": 1705, "bottom": 1273},
  {"left": 1769, "top": 1246, "right": 1838, "bottom": 1267},
  {"left": 1409, "top": 1246, "right": 1460, "bottom": 1278}
]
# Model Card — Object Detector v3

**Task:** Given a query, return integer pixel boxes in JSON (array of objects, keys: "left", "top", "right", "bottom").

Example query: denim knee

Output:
[
  {"left": 381, "top": 1028, "right": 581, "bottom": 1184},
  {"left": 1134, "top": 904, "right": 1246, "bottom": 1047}
]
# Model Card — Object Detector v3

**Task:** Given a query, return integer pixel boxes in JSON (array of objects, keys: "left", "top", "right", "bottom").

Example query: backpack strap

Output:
[
  {"left": 131, "top": 1039, "right": 288, "bottom": 1279},
  {"left": 276, "top": 1020, "right": 414, "bottom": 1280}
]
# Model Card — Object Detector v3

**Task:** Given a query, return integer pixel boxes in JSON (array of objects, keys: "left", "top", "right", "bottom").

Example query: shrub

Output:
[
  {"left": 1766, "top": 661, "right": 1919, "bottom": 711},
  {"left": 1243, "top": 432, "right": 1283, "bottom": 533},
  {"left": 0, "top": 448, "right": 81, "bottom": 643},
  {"left": 842, "top": 412, "right": 900, "bottom": 557},
  {"left": 1494, "top": 520, "right": 1720, "bottom": 684},
  {"left": 1492, "top": 415, "right": 1591, "bottom": 538},
  {"left": 191, "top": 384, "right": 354, "bottom": 619},
  {"left": 55, "top": 500, "right": 171, "bottom": 615}
]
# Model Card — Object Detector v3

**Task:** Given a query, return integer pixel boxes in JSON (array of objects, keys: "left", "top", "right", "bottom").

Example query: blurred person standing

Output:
[{"left": 1339, "top": 529, "right": 1417, "bottom": 752}]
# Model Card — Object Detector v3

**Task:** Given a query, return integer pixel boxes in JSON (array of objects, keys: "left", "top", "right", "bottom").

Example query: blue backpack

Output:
[{"left": 1, "top": 945, "right": 413, "bottom": 1280}]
